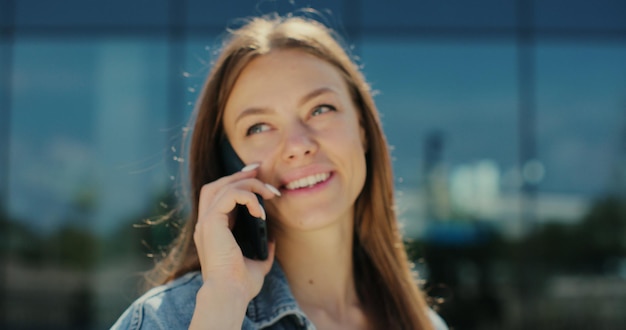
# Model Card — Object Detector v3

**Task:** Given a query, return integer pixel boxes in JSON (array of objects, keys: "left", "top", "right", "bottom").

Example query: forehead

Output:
[{"left": 223, "top": 49, "right": 350, "bottom": 116}]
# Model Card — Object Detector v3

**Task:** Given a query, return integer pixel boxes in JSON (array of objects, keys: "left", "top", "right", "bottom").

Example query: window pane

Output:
[
  {"left": 535, "top": 42, "right": 626, "bottom": 199},
  {"left": 182, "top": 35, "right": 220, "bottom": 120},
  {"left": 15, "top": 0, "right": 170, "bottom": 27},
  {"left": 533, "top": 0, "right": 626, "bottom": 30},
  {"left": 0, "top": 0, "right": 12, "bottom": 28},
  {"left": 361, "top": 0, "right": 516, "bottom": 30},
  {"left": 360, "top": 40, "right": 518, "bottom": 237},
  {"left": 7, "top": 36, "right": 170, "bottom": 328},
  {"left": 186, "top": 0, "right": 344, "bottom": 28},
  {"left": 528, "top": 41, "right": 626, "bottom": 329}
]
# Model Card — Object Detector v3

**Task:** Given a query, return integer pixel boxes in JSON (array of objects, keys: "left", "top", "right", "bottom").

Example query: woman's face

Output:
[{"left": 222, "top": 49, "right": 367, "bottom": 231}]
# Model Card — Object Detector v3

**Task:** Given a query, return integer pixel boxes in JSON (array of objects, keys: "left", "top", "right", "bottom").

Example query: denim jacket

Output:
[{"left": 111, "top": 262, "right": 447, "bottom": 329}]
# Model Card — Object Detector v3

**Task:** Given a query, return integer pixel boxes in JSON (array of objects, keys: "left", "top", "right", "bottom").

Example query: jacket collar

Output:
[{"left": 246, "top": 262, "right": 312, "bottom": 329}]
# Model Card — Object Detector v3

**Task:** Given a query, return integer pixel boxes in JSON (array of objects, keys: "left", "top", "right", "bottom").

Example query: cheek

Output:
[
  {"left": 359, "top": 125, "right": 368, "bottom": 151},
  {"left": 346, "top": 131, "right": 368, "bottom": 183},
  {"left": 348, "top": 125, "right": 368, "bottom": 155},
  {"left": 238, "top": 137, "right": 280, "bottom": 164}
]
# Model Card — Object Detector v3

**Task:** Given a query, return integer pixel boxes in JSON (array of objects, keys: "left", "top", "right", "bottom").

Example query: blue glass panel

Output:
[
  {"left": 10, "top": 36, "right": 170, "bottom": 234},
  {"left": 535, "top": 43, "right": 626, "bottom": 197},
  {"left": 15, "top": 0, "right": 169, "bottom": 27},
  {"left": 182, "top": 36, "right": 221, "bottom": 120},
  {"left": 8, "top": 35, "right": 171, "bottom": 328},
  {"left": 361, "top": 40, "right": 518, "bottom": 236},
  {"left": 361, "top": 0, "right": 516, "bottom": 30},
  {"left": 534, "top": 0, "right": 626, "bottom": 30},
  {"left": 186, "top": 0, "right": 344, "bottom": 28},
  {"left": 0, "top": 0, "right": 13, "bottom": 28}
]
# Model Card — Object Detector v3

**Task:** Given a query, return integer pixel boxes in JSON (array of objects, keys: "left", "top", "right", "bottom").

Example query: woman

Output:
[{"left": 112, "top": 14, "right": 447, "bottom": 330}]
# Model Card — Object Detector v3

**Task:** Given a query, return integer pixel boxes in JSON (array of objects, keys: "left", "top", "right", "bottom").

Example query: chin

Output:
[{"left": 271, "top": 206, "right": 354, "bottom": 233}]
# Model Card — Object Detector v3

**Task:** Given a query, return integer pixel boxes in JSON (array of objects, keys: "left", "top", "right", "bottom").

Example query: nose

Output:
[{"left": 281, "top": 121, "right": 318, "bottom": 161}]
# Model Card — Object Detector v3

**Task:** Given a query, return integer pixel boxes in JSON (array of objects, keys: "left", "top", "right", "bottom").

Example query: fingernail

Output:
[
  {"left": 265, "top": 183, "right": 282, "bottom": 196},
  {"left": 241, "top": 163, "right": 260, "bottom": 172},
  {"left": 259, "top": 204, "right": 267, "bottom": 220}
]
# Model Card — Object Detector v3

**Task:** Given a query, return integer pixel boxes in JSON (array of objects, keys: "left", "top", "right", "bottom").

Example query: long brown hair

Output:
[{"left": 148, "top": 14, "right": 433, "bottom": 330}]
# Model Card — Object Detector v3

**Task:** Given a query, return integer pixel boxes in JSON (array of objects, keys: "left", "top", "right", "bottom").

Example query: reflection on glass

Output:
[
  {"left": 361, "top": 0, "right": 516, "bottom": 29},
  {"left": 14, "top": 0, "right": 170, "bottom": 28},
  {"left": 3, "top": 1, "right": 626, "bottom": 329},
  {"left": 362, "top": 38, "right": 626, "bottom": 328},
  {"left": 7, "top": 37, "right": 171, "bottom": 329},
  {"left": 533, "top": 0, "right": 626, "bottom": 30},
  {"left": 361, "top": 40, "right": 518, "bottom": 237}
]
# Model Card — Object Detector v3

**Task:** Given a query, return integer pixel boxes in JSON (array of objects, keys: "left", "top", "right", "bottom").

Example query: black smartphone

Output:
[{"left": 219, "top": 137, "right": 269, "bottom": 260}]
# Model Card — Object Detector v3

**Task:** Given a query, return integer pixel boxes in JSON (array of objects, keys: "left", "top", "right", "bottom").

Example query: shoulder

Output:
[
  {"left": 110, "top": 271, "right": 203, "bottom": 330},
  {"left": 428, "top": 308, "right": 449, "bottom": 330}
]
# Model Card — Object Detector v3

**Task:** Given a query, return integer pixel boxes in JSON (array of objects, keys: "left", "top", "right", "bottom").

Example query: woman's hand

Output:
[{"left": 189, "top": 164, "right": 279, "bottom": 329}]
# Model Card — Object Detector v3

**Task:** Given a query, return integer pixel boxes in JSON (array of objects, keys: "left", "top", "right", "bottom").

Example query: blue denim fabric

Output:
[{"left": 111, "top": 262, "right": 447, "bottom": 329}]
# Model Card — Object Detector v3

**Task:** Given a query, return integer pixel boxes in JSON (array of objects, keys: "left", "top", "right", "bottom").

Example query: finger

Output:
[
  {"left": 197, "top": 167, "right": 260, "bottom": 216},
  {"left": 212, "top": 189, "right": 268, "bottom": 221},
  {"left": 228, "top": 178, "right": 281, "bottom": 201},
  {"left": 202, "top": 163, "right": 260, "bottom": 199},
  {"left": 200, "top": 165, "right": 259, "bottom": 199},
  {"left": 263, "top": 240, "right": 276, "bottom": 273},
  {"left": 193, "top": 212, "right": 238, "bottom": 279},
  {"left": 200, "top": 178, "right": 280, "bottom": 221},
  {"left": 244, "top": 240, "right": 276, "bottom": 281}
]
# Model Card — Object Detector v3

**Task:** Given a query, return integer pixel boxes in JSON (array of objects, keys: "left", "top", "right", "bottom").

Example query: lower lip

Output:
[{"left": 282, "top": 172, "right": 334, "bottom": 196}]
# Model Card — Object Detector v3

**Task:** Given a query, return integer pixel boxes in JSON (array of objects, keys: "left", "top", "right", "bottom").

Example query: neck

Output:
[{"left": 273, "top": 217, "right": 360, "bottom": 315}]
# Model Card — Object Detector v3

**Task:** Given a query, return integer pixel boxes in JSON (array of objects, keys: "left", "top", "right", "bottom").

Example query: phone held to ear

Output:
[{"left": 219, "top": 138, "right": 269, "bottom": 261}]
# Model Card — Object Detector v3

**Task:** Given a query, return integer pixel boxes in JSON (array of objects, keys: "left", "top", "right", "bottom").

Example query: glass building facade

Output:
[{"left": 1, "top": 0, "right": 626, "bottom": 329}]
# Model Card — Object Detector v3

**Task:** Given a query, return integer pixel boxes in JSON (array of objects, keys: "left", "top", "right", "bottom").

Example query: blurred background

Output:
[{"left": 1, "top": 0, "right": 626, "bottom": 329}]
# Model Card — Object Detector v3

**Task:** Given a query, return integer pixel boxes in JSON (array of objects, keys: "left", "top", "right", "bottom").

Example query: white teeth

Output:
[{"left": 285, "top": 173, "right": 330, "bottom": 190}]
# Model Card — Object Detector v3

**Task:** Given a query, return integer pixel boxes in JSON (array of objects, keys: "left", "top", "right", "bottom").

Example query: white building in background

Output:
[
  {"left": 397, "top": 159, "right": 590, "bottom": 239},
  {"left": 450, "top": 160, "right": 501, "bottom": 219}
]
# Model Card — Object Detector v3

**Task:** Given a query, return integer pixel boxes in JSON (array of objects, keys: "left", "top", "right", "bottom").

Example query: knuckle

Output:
[
  {"left": 199, "top": 182, "right": 215, "bottom": 196},
  {"left": 194, "top": 219, "right": 205, "bottom": 232},
  {"left": 192, "top": 228, "right": 201, "bottom": 243}
]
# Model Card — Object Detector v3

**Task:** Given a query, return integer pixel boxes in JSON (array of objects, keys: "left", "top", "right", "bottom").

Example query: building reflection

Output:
[{"left": 2, "top": 0, "right": 626, "bottom": 329}]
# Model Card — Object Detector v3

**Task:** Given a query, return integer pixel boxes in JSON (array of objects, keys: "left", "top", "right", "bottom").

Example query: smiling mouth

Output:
[{"left": 284, "top": 172, "right": 331, "bottom": 190}]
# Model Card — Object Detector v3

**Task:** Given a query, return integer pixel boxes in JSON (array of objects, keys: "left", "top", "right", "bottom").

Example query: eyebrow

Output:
[
  {"left": 234, "top": 87, "right": 338, "bottom": 125},
  {"left": 298, "top": 87, "right": 336, "bottom": 107}
]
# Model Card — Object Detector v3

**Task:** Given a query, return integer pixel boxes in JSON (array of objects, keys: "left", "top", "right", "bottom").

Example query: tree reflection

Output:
[
  {"left": 417, "top": 194, "right": 626, "bottom": 329},
  {"left": 2, "top": 192, "right": 626, "bottom": 328}
]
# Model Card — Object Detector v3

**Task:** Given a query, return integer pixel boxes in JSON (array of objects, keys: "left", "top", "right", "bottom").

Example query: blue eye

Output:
[
  {"left": 311, "top": 105, "right": 336, "bottom": 117},
  {"left": 246, "top": 123, "right": 270, "bottom": 136}
]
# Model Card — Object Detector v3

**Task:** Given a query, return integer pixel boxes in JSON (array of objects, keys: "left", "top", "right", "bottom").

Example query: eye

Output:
[
  {"left": 246, "top": 123, "right": 271, "bottom": 136},
  {"left": 311, "top": 104, "right": 336, "bottom": 117}
]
